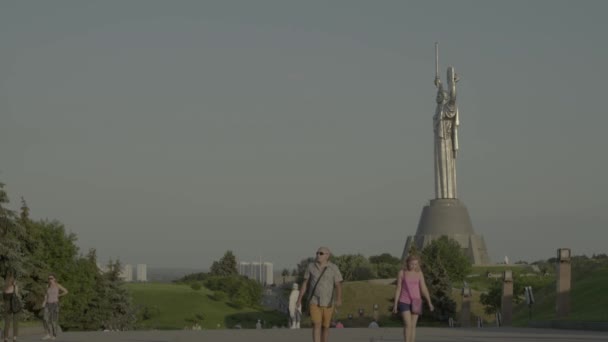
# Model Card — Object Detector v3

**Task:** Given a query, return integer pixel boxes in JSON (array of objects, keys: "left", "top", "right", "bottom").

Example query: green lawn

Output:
[
  {"left": 336, "top": 280, "right": 396, "bottom": 326},
  {"left": 513, "top": 266, "right": 608, "bottom": 325},
  {"left": 127, "top": 265, "right": 607, "bottom": 330},
  {"left": 126, "top": 282, "right": 284, "bottom": 330}
]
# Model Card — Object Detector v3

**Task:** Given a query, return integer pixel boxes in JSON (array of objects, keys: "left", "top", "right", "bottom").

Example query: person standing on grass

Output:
[
  {"left": 296, "top": 247, "right": 343, "bottom": 342},
  {"left": 41, "top": 274, "right": 68, "bottom": 340},
  {"left": 3, "top": 273, "right": 21, "bottom": 342},
  {"left": 392, "top": 254, "right": 434, "bottom": 342}
]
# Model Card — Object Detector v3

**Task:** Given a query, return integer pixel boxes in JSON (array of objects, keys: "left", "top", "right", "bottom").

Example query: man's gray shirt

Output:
[{"left": 304, "top": 262, "right": 343, "bottom": 307}]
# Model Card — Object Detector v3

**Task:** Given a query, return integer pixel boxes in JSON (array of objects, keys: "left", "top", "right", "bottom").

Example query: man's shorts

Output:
[{"left": 309, "top": 304, "right": 334, "bottom": 328}]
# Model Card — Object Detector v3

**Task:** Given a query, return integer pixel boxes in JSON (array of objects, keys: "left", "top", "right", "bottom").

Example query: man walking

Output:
[{"left": 296, "top": 247, "right": 343, "bottom": 342}]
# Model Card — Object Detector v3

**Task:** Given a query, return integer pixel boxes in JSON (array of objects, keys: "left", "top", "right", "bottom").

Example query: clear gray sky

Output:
[{"left": 1, "top": 1, "right": 607, "bottom": 270}]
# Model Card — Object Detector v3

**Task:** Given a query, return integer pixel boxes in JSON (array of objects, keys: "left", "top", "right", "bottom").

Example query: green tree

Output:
[
  {"left": 421, "top": 236, "right": 471, "bottom": 283},
  {"left": 369, "top": 253, "right": 401, "bottom": 265},
  {"left": 176, "top": 272, "right": 208, "bottom": 283},
  {"left": 408, "top": 244, "right": 419, "bottom": 256},
  {"left": 0, "top": 181, "right": 137, "bottom": 331},
  {"left": 281, "top": 268, "right": 289, "bottom": 284},
  {"left": 419, "top": 237, "right": 470, "bottom": 321},
  {"left": 210, "top": 251, "right": 238, "bottom": 276},
  {"left": 479, "top": 281, "right": 502, "bottom": 314},
  {"left": 295, "top": 257, "right": 314, "bottom": 284},
  {"left": 369, "top": 253, "right": 401, "bottom": 279},
  {"left": 204, "top": 275, "right": 262, "bottom": 307},
  {"left": 0, "top": 182, "right": 25, "bottom": 277},
  {"left": 421, "top": 259, "right": 456, "bottom": 321},
  {"left": 333, "top": 254, "right": 376, "bottom": 281}
]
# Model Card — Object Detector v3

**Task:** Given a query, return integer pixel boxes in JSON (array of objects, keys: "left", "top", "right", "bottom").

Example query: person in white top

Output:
[{"left": 288, "top": 283, "right": 302, "bottom": 329}]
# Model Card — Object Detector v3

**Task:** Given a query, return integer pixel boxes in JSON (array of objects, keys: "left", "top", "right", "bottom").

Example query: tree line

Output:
[{"left": 0, "top": 182, "right": 136, "bottom": 331}]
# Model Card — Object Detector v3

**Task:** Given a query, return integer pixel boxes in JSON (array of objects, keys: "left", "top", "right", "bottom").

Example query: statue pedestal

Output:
[{"left": 402, "top": 199, "right": 491, "bottom": 265}]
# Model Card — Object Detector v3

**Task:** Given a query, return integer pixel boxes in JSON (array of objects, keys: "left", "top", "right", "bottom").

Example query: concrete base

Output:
[{"left": 402, "top": 199, "right": 491, "bottom": 265}]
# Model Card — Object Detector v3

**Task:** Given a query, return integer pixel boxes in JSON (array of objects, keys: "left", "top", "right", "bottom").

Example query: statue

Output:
[
  {"left": 288, "top": 283, "right": 301, "bottom": 329},
  {"left": 433, "top": 42, "right": 460, "bottom": 199},
  {"left": 401, "top": 44, "right": 492, "bottom": 266}
]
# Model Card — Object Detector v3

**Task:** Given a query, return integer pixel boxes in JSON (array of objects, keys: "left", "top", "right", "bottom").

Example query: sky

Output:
[{"left": 1, "top": 1, "right": 607, "bottom": 271}]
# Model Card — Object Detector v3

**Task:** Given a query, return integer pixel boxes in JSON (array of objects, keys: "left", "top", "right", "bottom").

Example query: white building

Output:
[
  {"left": 136, "top": 264, "right": 147, "bottom": 282},
  {"left": 119, "top": 264, "right": 133, "bottom": 282},
  {"left": 238, "top": 261, "right": 273, "bottom": 285}
]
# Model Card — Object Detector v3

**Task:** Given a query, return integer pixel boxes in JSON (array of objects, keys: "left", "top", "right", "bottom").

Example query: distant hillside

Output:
[
  {"left": 127, "top": 282, "right": 283, "bottom": 329},
  {"left": 147, "top": 267, "right": 208, "bottom": 283},
  {"left": 132, "top": 258, "right": 608, "bottom": 330},
  {"left": 513, "top": 265, "right": 608, "bottom": 324}
]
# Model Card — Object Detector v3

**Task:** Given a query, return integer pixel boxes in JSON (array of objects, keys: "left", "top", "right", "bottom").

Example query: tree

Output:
[
  {"left": 407, "top": 244, "right": 419, "bottom": 256},
  {"left": 0, "top": 181, "right": 137, "bottom": 331},
  {"left": 295, "top": 257, "right": 314, "bottom": 284},
  {"left": 421, "top": 259, "right": 456, "bottom": 321},
  {"left": 369, "top": 253, "right": 401, "bottom": 265},
  {"left": 210, "top": 251, "right": 238, "bottom": 276},
  {"left": 281, "top": 269, "right": 289, "bottom": 284},
  {"left": 421, "top": 236, "right": 471, "bottom": 284},
  {"left": 0, "top": 182, "right": 25, "bottom": 277},
  {"left": 204, "top": 275, "right": 262, "bottom": 308},
  {"left": 100, "top": 259, "right": 137, "bottom": 330},
  {"left": 479, "top": 281, "right": 502, "bottom": 314},
  {"left": 369, "top": 253, "right": 401, "bottom": 279},
  {"left": 332, "top": 254, "right": 376, "bottom": 281},
  {"left": 419, "top": 237, "right": 470, "bottom": 321}
]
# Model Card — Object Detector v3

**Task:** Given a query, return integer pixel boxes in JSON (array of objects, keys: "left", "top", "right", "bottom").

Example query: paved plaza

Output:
[{"left": 10, "top": 327, "right": 608, "bottom": 342}]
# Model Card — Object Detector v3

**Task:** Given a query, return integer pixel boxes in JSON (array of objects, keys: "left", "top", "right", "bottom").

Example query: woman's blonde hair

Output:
[{"left": 404, "top": 254, "right": 421, "bottom": 271}]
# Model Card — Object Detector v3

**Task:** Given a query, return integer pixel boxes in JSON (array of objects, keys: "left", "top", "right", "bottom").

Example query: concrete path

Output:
[{"left": 7, "top": 327, "right": 608, "bottom": 342}]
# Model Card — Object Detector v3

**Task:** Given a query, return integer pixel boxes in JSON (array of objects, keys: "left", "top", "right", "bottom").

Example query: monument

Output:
[{"left": 402, "top": 43, "right": 491, "bottom": 265}]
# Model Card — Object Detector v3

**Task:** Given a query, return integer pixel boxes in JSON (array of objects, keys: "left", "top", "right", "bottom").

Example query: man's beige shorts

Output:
[{"left": 309, "top": 304, "right": 334, "bottom": 328}]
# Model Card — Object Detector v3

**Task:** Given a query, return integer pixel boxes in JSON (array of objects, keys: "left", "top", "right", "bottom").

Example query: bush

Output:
[
  {"left": 212, "top": 290, "right": 227, "bottom": 301},
  {"left": 204, "top": 275, "right": 262, "bottom": 307},
  {"left": 140, "top": 305, "right": 160, "bottom": 320},
  {"left": 190, "top": 282, "right": 202, "bottom": 291}
]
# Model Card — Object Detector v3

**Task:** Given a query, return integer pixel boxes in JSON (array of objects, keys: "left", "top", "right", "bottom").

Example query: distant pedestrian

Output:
[
  {"left": 41, "top": 274, "right": 68, "bottom": 340},
  {"left": 288, "top": 283, "right": 302, "bottom": 329},
  {"left": 392, "top": 255, "right": 433, "bottom": 342},
  {"left": 3, "top": 273, "right": 22, "bottom": 342},
  {"left": 255, "top": 319, "right": 262, "bottom": 329},
  {"left": 296, "top": 246, "right": 343, "bottom": 342},
  {"left": 335, "top": 321, "right": 344, "bottom": 329},
  {"left": 368, "top": 320, "right": 379, "bottom": 328}
]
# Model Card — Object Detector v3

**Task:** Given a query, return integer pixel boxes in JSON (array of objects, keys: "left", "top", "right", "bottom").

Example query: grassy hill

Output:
[
  {"left": 126, "top": 282, "right": 283, "bottom": 329},
  {"left": 513, "top": 266, "right": 608, "bottom": 325},
  {"left": 127, "top": 263, "right": 607, "bottom": 330},
  {"left": 333, "top": 279, "right": 397, "bottom": 326}
]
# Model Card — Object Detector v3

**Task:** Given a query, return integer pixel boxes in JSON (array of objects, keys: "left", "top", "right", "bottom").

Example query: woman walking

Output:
[
  {"left": 41, "top": 274, "right": 68, "bottom": 341},
  {"left": 3, "top": 274, "right": 21, "bottom": 342},
  {"left": 392, "top": 255, "right": 434, "bottom": 342}
]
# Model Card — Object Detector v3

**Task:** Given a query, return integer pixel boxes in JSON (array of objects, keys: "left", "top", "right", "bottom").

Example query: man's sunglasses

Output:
[{"left": 316, "top": 252, "right": 326, "bottom": 255}]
